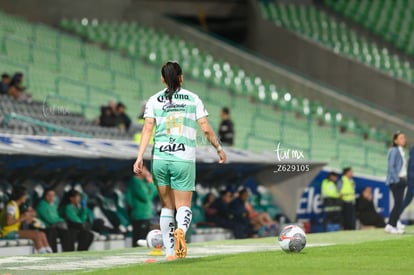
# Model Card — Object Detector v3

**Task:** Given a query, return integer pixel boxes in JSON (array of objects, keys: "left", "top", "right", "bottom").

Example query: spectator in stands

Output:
[
  {"left": 356, "top": 186, "right": 386, "bottom": 228},
  {"left": 0, "top": 186, "right": 52, "bottom": 253},
  {"left": 0, "top": 73, "right": 10, "bottom": 95},
  {"left": 108, "top": 100, "right": 117, "bottom": 115},
  {"left": 8, "top": 72, "right": 32, "bottom": 102},
  {"left": 116, "top": 102, "right": 131, "bottom": 132},
  {"left": 339, "top": 167, "right": 356, "bottom": 230},
  {"left": 210, "top": 190, "right": 247, "bottom": 238},
  {"left": 218, "top": 107, "right": 234, "bottom": 146},
  {"left": 98, "top": 106, "right": 117, "bottom": 127},
  {"left": 36, "top": 188, "right": 74, "bottom": 252},
  {"left": 321, "top": 172, "right": 342, "bottom": 231},
  {"left": 401, "top": 146, "right": 414, "bottom": 214},
  {"left": 202, "top": 193, "right": 217, "bottom": 222},
  {"left": 60, "top": 189, "right": 94, "bottom": 251},
  {"left": 229, "top": 189, "right": 252, "bottom": 238},
  {"left": 126, "top": 166, "right": 157, "bottom": 247},
  {"left": 385, "top": 131, "right": 407, "bottom": 234}
]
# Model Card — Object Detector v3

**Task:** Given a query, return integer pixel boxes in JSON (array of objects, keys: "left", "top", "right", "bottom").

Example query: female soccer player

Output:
[{"left": 133, "top": 61, "right": 226, "bottom": 259}]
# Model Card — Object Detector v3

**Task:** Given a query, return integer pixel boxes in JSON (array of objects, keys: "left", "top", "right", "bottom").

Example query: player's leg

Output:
[
  {"left": 170, "top": 161, "right": 195, "bottom": 258},
  {"left": 152, "top": 160, "right": 175, "bottom": 258}
]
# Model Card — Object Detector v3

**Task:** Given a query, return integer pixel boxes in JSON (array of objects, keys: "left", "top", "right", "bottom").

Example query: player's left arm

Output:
[{"left": 198, "top": 117, "right": 226, "bottom": 164}]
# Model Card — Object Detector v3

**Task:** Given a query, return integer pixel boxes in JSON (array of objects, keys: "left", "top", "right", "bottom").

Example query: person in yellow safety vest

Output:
[
  {"left": 339, "top": 167, "right": 356, "bottom": 230},
  {"left": 321, "top": 172, "right": 342, "bottom": 232}
]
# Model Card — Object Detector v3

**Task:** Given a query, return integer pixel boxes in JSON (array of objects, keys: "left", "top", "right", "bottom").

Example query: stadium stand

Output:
[
  {"left": 0, "top": 5, "right": 392, "bottom": 175},
  {"left": 0, "top": 94, "right": 134, "bottom": 139},
  {"left": 324, "top": 0, "right": 414, "bottom": 56},
  {"left": 258, "top": 1, "right": 414, "bottom": 83},
  {"left": 57, "top": 17, "right": 389, "bottom": 176}
]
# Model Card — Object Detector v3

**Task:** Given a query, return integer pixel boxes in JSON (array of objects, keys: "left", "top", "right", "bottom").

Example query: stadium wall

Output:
[{"left": 244, "top": 0, "right": 414, "bottom": 122}]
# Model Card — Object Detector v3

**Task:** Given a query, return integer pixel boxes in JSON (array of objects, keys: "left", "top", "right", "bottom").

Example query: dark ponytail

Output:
[{"left": 161, "top": 61, "right": 182, "bottom": 102}]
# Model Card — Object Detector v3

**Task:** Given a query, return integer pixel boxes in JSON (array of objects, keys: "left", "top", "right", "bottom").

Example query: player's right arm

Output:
[
  {"left": 133, "top": 117, "right": 155, "bottom": 175},
  {"left": 198, "top": 117, "right": 226, "bottom": 163}
]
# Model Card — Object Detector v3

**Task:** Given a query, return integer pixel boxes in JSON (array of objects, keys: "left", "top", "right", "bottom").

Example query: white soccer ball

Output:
[
  {"left": 278, "top": 225, "right": 306, "bottom": 253},
  {"left": 146, "top": 229, "right": 164, "bottom": 249}
]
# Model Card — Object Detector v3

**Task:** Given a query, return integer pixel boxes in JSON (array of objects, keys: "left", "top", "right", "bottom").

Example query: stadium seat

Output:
[{"left": 259, "top": 1, "right": 414, "bottom": 84}]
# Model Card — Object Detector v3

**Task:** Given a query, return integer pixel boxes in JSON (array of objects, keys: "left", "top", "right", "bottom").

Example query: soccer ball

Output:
[
  {"left": 146, "top": 229, "right": 164, "bottom": 249},
  {"left": 278, "top": 225, "right": 306, "bottom": 253}
]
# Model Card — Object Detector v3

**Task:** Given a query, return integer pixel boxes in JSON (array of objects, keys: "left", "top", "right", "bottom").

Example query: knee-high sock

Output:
[
  {"left": 176, "top": 206, "right": 192, "bottom": 234},
  {"left": 160, "top": 208, "right": 175, "bottom": 256}
]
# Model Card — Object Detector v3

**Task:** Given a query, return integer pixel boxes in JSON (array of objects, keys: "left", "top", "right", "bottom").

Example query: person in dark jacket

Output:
[
  {"left": 229, "top": 189, "right": 252, "bottom": 238},
  {"left": 116, "top": 102, "right": 132, "bottom": 132},
  {"left": 126, "top": 167, "right": 157, "bottom": 247},
  {"left": 401, "top": 146, "right": 414, "bottom": 213},
  {"left": 0, "top": 73, "right": 10, "bottom": 95},
  {"left": 218, "top": 107, "right": 234, "bottom": 146},
  {"left": 356, "top": 186, "right": 386, "bottom": 228},
  {"left": 210, "top": 190, "right": 233, "bottom": 226}
]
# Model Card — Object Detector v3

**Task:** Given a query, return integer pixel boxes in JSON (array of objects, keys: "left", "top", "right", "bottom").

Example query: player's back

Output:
[{"left": 145, "top": 88, "right": 208, "bottom": 162}]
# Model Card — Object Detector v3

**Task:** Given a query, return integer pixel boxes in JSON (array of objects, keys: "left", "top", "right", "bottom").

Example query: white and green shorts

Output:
[{"left": 151, "top": 159, "right": 195, "bottom": 191}]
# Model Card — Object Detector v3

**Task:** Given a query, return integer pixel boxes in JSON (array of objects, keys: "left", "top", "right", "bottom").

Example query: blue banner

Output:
[{"left": 296, "top": 170, "right": 389, "bottom": 232}]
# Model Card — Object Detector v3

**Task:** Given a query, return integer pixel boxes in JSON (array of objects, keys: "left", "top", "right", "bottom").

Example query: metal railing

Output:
[{"left": 4, "top": 112, "right": 92, "bottom": 138}]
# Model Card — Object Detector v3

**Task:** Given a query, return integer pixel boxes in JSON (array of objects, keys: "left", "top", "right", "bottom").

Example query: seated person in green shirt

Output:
[
  {"left": 126, "top": 166, "right": 158, "bottom": 247},
  {"left": 60, "top": 189, "right": 94, "bottom": 251},
  {"left": 36, "top": 188, "right": 74, "bottom": 252}
]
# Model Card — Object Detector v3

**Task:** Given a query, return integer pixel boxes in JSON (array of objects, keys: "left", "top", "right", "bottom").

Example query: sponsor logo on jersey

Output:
[
  {"left": 159, "top": 143, "right": 186, "bottom": 152},
  {"left": 157, "top": 93, "right": 190, "bottom": 102},
  {"left": 162, "top": 102, "right": 186, "bottom": 111}
]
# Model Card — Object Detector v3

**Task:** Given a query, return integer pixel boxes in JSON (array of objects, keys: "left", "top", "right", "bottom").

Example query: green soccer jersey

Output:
[{"left": 144, "top": 88, "right": 208, "bottom": 162}]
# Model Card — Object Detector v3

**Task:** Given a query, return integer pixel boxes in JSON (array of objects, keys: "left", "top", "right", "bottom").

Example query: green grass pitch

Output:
[{"left": 1, "top": 227, "right": 414, "bottom": 275}]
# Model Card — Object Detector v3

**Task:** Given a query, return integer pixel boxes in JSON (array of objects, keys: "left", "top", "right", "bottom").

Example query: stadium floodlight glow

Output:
[{"left": 81, "top": 18, "right": 88, "bottom": 26}]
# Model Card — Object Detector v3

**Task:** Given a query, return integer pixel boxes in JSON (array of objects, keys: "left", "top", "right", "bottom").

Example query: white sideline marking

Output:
[{"left": 0, "top": 243, "right": 331, "bottom": 272}]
